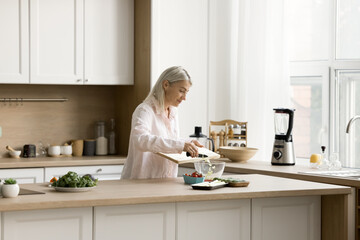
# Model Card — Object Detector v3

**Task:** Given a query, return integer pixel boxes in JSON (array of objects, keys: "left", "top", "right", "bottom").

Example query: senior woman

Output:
[{"left": 121, "top": 66, "right": 203, "bottom": 179}]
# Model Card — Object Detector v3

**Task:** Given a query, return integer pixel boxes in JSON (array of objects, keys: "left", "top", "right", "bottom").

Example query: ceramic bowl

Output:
[
  {"left": 9, "top": 150, "right": 21, "bottom": 158},
  {"left": 183, "top": 174, "right": 205, "bottom": 185},
  {"left": 219, "top": 146, "right": 258, "bottom": 162},
  {"left": 194, "top": 161, "right": 226, "bottom": 180}
]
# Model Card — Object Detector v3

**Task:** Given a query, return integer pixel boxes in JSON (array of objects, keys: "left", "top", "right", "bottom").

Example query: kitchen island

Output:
[{"left": 0, "top": 174, "right": 350, "bottom": 240}]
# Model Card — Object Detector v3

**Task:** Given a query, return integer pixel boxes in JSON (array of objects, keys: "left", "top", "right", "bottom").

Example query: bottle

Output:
[
  {"left": 319, "top": 146, "right": 329, "bottom": 170},
  {"left": 95, "top": 121, "right": 108, "bottom": 155},
  {"left": 108, "top": 118, "right": 116, "bottom": 155}
]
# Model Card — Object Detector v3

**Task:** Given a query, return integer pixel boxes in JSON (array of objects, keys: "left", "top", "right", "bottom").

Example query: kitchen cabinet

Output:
[
  {"left": 44, "top": 165, "right": 123, "bottom": 182},
  {"left": 84, "top": 0, "right": 134, "bottom": 85},
  {"left": 252, "top": 196, "right": 321, "bottom": 240},
  {"left": 177, "top": 199, "right": 251, "bottom": 240},
  {"left": 2, "top": 207, "right": 92, "bottom": 240},
  {"left": 0, "top": 0, "right": 133, "bottom": 85},
  {"left": 0, "top": 0, "right": 29, "bottom": 84},
  {"left": 0, "top": 168, "right": 44, "bottom": 183},
  {"left": 94, "top": 203, "right": 176, "bottom": 240},
  {"left": 30, "top": 0, "right": 84, "bottom": 84}
]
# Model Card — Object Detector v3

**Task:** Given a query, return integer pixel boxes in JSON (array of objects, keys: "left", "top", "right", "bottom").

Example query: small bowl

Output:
[
  {"left": 194, "top": 161, "right": 226, "bottom": 180},
  {"left": 183, "top": 174, "right": 205, "bottom": 185},
  {"left": 219, "top": 146, "right": 258, "bottom": 162},
  {"left": 9, "top": 150, "right": 21, "bottom": 158}
]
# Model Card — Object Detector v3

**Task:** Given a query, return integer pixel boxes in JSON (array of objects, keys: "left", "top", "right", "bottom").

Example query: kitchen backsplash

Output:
[{"left": 0, "top": 85, "right": 117, "bottom": 158}]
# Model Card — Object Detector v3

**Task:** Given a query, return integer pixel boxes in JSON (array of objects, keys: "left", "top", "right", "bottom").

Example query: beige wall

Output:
[{"left": 0, "top": 85, "right": 117, "bottom": 157}]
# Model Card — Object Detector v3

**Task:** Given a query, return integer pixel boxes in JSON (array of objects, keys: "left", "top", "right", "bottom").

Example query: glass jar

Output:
[{"left": 95, "top": 121, "right": 108, "bottom": 155}]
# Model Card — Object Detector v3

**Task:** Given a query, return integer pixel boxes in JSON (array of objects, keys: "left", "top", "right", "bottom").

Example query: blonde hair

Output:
[{"left": 145, "top": 66, "right": 191, "bottom": 112}]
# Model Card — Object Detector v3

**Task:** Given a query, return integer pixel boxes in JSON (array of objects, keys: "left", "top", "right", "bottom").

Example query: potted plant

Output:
[{"left": 2, "top": 178, "right": 20, "bottom": 198}]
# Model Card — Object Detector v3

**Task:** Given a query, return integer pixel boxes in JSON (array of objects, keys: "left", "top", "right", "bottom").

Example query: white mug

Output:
[
  {"left": 48, "top": 145, "right": 61, "bottom": 157},
  {"left": 60, "top": 145, "right": 72, "bottom": 156}
]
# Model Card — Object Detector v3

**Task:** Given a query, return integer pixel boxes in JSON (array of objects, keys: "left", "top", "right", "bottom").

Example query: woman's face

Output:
[{"left": 163, "top": 80, "right": 191, "bottom": 108}]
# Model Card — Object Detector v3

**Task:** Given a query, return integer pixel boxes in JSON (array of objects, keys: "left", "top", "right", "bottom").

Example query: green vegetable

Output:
[
  {"left": 213, "top": 177, "right": 246, "bottom": 183},
  {"left": 51, "top": 171, "right": 98, "bottom": 188},
  {"left": 4, "top": 178, "right": 17, "bottom": 184}
]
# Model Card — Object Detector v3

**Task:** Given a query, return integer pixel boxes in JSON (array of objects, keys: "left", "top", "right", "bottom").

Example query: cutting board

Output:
[{"left": 157, "top": 147, "right": 220, "bottom": 164}]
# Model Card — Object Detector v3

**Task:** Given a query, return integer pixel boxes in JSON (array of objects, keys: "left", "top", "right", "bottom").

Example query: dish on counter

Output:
[
  {"left": 191, "top": 180, "right": 227, "bottom": 190},
  {"left": 51, "top": 186, "right": 96, "bottom": 192},
  {"left": 213, "top": 177, "right": 250, "bottom": 187}
]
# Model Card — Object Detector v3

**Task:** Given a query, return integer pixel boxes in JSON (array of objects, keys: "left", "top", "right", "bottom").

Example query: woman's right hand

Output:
[{"left": 183, "top": 142, "right": 199, "bottom": 158}]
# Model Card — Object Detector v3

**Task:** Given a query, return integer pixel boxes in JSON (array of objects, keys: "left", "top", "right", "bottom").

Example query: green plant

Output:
[{"left": 4, "top": 178, "right": 17, "bottom": 185}]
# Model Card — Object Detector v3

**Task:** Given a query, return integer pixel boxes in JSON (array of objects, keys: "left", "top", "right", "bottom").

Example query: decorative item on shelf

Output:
[
  {"left": 23, "top": 144, "right": 36, "bottom": 158},
  {"left": 95, "top": 121, "right": 108, "bottom": 155},
  {"left": 72, "top": 139, "right": 84, "bottom": 157},
  {"left": 108, "top": 118, "right": 117, "bottom": 155},
  {"left": 209, "top": 120, "right": 248, "bottom": 153},
  {"left": 6, "top": 145, "right": 21, "bottom": 158},
  {"left": 2, "top": 178, "right": 20, "bottom": 198}
]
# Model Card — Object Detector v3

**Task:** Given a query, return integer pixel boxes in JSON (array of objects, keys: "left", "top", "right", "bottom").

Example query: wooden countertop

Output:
[
  {"left": 0, "top": 174, "right": 350, "bottom": 212},
  {"left": 0, "top": 155, "right": 126, "bottom": 168}
]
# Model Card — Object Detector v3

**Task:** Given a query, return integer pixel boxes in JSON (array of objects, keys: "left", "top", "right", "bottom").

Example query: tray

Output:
[
  {"left": 191, "top": 181, "right": 227, "bottom": 190},
  {"left": 227, "top": 181, "right": 250, "bottom": 187}
]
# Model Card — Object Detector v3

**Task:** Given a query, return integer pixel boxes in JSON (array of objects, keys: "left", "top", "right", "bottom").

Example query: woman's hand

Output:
[
  {"left": 191, "top": 139, "right": 204, "bottom": 148},
  {"left": 183, "top": 142, "right": 199, "bottom": 158}
]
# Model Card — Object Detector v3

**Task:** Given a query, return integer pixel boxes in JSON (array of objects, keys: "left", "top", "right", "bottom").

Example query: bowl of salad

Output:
[
  {"left": 50, "top": 171, "right": 98, "bottom": 192},
  {"left": 183, "top": 171, "right": 205, "bottom": 184}
]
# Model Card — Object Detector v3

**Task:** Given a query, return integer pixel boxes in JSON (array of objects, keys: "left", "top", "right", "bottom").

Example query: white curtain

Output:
[{"left": 209, "top": 0, "right": 291, "bottom": 161}]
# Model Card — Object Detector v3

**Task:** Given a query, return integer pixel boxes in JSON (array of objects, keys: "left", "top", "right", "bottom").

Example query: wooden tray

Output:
[{"left": 227, "top": 181, "right": 250, "bottom": 187}]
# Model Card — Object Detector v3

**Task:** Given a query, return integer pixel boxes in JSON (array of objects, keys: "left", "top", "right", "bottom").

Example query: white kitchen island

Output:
[{"left": 0, "top": 174, "right": 350, "bottom": 240}]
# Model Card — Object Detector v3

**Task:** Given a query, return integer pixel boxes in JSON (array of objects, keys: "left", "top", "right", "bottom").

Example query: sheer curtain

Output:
[{"left": 210, "top": 0, "right": 291, "bottom": 160}]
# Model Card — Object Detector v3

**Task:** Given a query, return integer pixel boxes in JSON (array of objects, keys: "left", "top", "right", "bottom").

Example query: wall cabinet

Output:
[
  {"left": 0, "top": 0, "right": 133, "bottom": 85},
  {"left": 0, "top": 0, "right": 29, "bottom": 84},
  {"left": 2, "top": 207, "right": 92, "bottom": 240},
  {"left": 44, "top": 165, "right": 123, "bottom": 182},
  {"left": 0, "top": 168, "right": 44, "bottom": 183}
]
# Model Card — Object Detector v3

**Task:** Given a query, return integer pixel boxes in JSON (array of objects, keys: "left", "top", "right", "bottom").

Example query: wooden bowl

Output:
[{"left": 218, "top": 146, "right": 258, "bottom": 162}]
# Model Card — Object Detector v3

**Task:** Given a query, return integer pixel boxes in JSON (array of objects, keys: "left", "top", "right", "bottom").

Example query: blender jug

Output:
[{"left": 189, "top": 126, "right": 214, "bottom": 152}]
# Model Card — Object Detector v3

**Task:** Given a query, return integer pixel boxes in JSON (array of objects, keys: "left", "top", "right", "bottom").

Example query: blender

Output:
[
  {"left": 271, "top": 108, "right": 296, "bottom": 165},
  {"left": 189, "top": 126, "right": 214, "bottom": 152}
]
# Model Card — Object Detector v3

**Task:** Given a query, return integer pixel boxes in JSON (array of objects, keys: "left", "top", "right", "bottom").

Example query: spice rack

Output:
[{"left": 209, "top": 120, "right": 247, "bottom": 152}]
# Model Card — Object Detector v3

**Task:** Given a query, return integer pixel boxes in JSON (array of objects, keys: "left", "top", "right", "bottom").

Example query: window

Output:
[{"left": 286, "top": 0, "right": 360, "bottom": 165}]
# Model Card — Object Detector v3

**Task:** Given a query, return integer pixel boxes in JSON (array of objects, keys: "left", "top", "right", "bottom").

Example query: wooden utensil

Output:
[{"left": 6, "top": 145, "right": 16, "bottom": 152}]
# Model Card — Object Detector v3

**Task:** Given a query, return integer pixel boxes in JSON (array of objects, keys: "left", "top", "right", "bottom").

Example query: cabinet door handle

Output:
[
  {"left": 76, "top": 79, "right": 82, "bottom": 82},
  {"left": 84, "top": 79, "right": 89, "bottom": 83},
  {"left": 96, "top": 168, "right": 102, "bottom": 173}
]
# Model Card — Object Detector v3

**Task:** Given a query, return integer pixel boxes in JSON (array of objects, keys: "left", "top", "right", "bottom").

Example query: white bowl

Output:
[
  {"left": 194, "top": 160, "right": 225, "bottom": 180},
  {"left": 9, "top": 150, "right": 21, "bottom": 158}
]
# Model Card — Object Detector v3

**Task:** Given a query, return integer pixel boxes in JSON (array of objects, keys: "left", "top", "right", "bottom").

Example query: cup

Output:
[
  {"left": 72, "top": 140, "right": 84, "bottom": 157},
  {"left": 60, "top": 145, "right": 72, "bottom": 156},
  {"left": 48, "top": 145, "right": 61, "bottom": 157},
  {"left": 83, "top": 139, "right": 96, "bottom": 156}
]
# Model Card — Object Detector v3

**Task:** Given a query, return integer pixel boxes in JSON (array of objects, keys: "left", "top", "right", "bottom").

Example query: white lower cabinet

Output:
[
  {"left": 94, "top": 203, "right": 176, "bottom": 240},
  {"left": 251, "top": 196, "right": 321, "bottom": 240},
  {"left": 44, "top": 165, "right": 123, "bottom": 182},
  {"left": 2, "top": 207, "right": 92, "bottom": 240},
  {"left": 0, "top": 168, "right": 43, "bottom": 183},
  {"left": 177, "top": 199, "right": 251, "bottom": 240}
]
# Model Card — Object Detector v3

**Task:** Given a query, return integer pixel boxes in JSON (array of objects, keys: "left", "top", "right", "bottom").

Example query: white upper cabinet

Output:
[
  {"left": 0, "top": 0, "right": 29, "bottom": 84},
  {"left": 30, "top": 0, "right": 84, "bottom": 84},
  {"left": 85, "top": 0, "right": 134, "bottom": 85},
  {"left": 0, "top": 0, "right": 133, "bottom": 85}
]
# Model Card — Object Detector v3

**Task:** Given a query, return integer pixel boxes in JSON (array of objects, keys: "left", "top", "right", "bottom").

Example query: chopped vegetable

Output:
[
  {"left": 213, "top": 177, "right": 246, "bottom": 183},
  {"left": 51, "top": 171, "right": 98, "bottom": 188},
  {"left": 185, "top": 171, "right": 203, "bottom": 178},
  {"left": 50, "top": 177, "right": 57, "bottom": 183}
]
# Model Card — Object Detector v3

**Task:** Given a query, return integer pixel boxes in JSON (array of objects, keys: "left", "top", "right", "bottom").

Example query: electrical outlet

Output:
[{"left": 0, "top": 126, "right": 2, "bottom": 138}]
